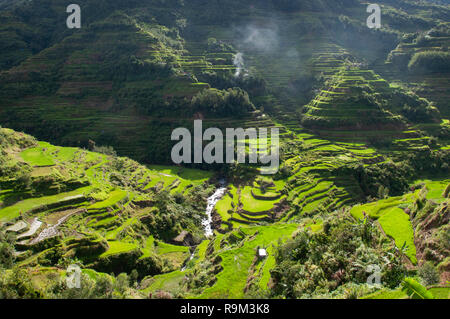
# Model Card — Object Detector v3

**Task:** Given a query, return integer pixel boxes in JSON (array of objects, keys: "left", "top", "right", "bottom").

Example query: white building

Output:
[{"left": 258, "top": 248, "right": 267, "bottom": 258}]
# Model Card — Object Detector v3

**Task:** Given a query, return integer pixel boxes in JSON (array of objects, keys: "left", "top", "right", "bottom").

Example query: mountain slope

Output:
[{"left": 0, "top": 0, "right": 449, "bottom": 300}]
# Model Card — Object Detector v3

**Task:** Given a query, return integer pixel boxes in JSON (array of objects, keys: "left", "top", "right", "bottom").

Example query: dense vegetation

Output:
[
  {"left": 408, "top": 51, "right": 450, "bottom": 74},
  {"left": 271, "top": 213, "right": 405, "bottom": 298},
  {"left": 0, "top": 0, "right": 449, "bottom": 300}
]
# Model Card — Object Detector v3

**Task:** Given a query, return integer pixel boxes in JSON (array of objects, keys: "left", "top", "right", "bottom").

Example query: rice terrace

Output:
[{"left": 0, "top": 0, "right": 449, "bottom": 304}]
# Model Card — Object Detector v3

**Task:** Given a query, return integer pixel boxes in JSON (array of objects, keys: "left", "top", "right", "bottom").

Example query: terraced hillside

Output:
[
  {"left": 0, "top": 128, "right": 217, "bottom": 282},
  {"left": 0, "top": 0, "right": 447, "bottom": 165},
  {"left": 303, "top": 68, "right": 402, "bottom": 129},
  {"left": 382, "top": 22, "right": 450, "bottom": 118},
  {"left": 0, "top": 0, "right": 449, "bottom": 300},
  {"left": 1, "top": 119, "right": 449, "bottom": 298}
]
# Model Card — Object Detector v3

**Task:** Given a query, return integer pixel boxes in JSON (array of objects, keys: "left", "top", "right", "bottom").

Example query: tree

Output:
[
  {"left": 0, "top": 268, "right": 44, "bottom": 299},
  {"left": 15, "top": 170, "right": 32, "bottom": 190},
  {"left": 130, "top": 269, "right": 139, "bottom": 285},
  {"left": 377, "top": 185, "right": 389, "bottom": 199},
  {"left": 418, "top": 262, "right": 440, "bottom": 286},
  {"left": 0, "top": 243, "right": 15, "bottom": 269},
  {"left": 93, "top": 145, "right": 117, "bottom": 157},
  {"left": 191, "top": 88, "right": 255, "bottom": 116},
  {"left": 92, "top": 276, "right": 114, "bottom": 298},
  {"left": 114, "top": 273, "right": 130, "bottom": 295}
]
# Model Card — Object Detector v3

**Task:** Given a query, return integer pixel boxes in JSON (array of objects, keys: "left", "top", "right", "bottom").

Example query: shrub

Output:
[
  {"left": 418, "top": 262, "right": 440, "bottom": 286},
  {"left": 93, "top": 145, "right": 117, "bottom": 157},
  {"left": 113, "top": 273, "right": 130, "bottom": 295},
  {"left": 0, "top": 243, "right": 15, "bottom": 269},
  {"left": 15, "top": 170, "right": 32, "bottom": 190},
  {"left": 408, "top": 51, "right": 450, "bottom": 74},
  {"left": 271, "top": 212, "right": 404, "bottom": 298},
  {"left": 173, "top": 192, "right": 185, "bottom": 204},
  {"left": 383, "top": 263, "right": 407, "bottom": 289},
  {"left": 0, "top": 268, "right": 44, "bottom": 299}
]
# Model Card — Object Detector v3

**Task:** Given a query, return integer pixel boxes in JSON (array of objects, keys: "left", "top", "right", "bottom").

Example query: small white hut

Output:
[{"left": 258, "top": 248, "right": 267, "bottom": 259}]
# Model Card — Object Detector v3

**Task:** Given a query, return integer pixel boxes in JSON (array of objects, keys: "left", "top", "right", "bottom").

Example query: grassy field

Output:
[
  {"left": 378, "top": 207, "right": 417, "bottom": 264},
  {"left": 362, "top": 286, "right": 450, "bottom": 299},
  {"left": 0, "top": 186, "right": 92, "bottom": 221},
  {"left": 87, "top": 190, "right": 128, "bottom": 210},
  {"left": 240, "top": 186, "right": 283, "bottom": 213},
  {"left": 199, "top": 223, "right": 299, "bottom": 298},
  {"left": 428, "top": 287, "right": 450, "bottom": 299},
  {"left": 20, "top": 142, "right": 56, "bottom": 166},
  {"left": 361, "top": 289, "right": 408, "bottom": 299},
  {"left": 414, "top": 178, "right": 450, "bottom": 203},
  {"left": 350, "top": 194, "right": 416, "bottom": 220},
  {"left": 141, "top": 271, "right": 186, "bottom": 295},
  {"left": 100, "top": 241, "right": 139, "bottom": 258}
]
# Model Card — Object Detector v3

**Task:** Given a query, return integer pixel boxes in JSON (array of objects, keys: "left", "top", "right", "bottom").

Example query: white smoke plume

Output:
[
  {"left": 233, "top": 52, "right": 247, "bottom": 77},
  {"left": 241, "top": 24, "right": 279, "bottom": 53}
]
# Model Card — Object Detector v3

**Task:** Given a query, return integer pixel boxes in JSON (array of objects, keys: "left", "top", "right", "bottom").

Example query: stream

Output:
[
  {"left": 182, "top": 181, "right": 227, "bottom": 271},
  {"left": 202, "top": 182, "right": 227, "bottom": 238}
]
